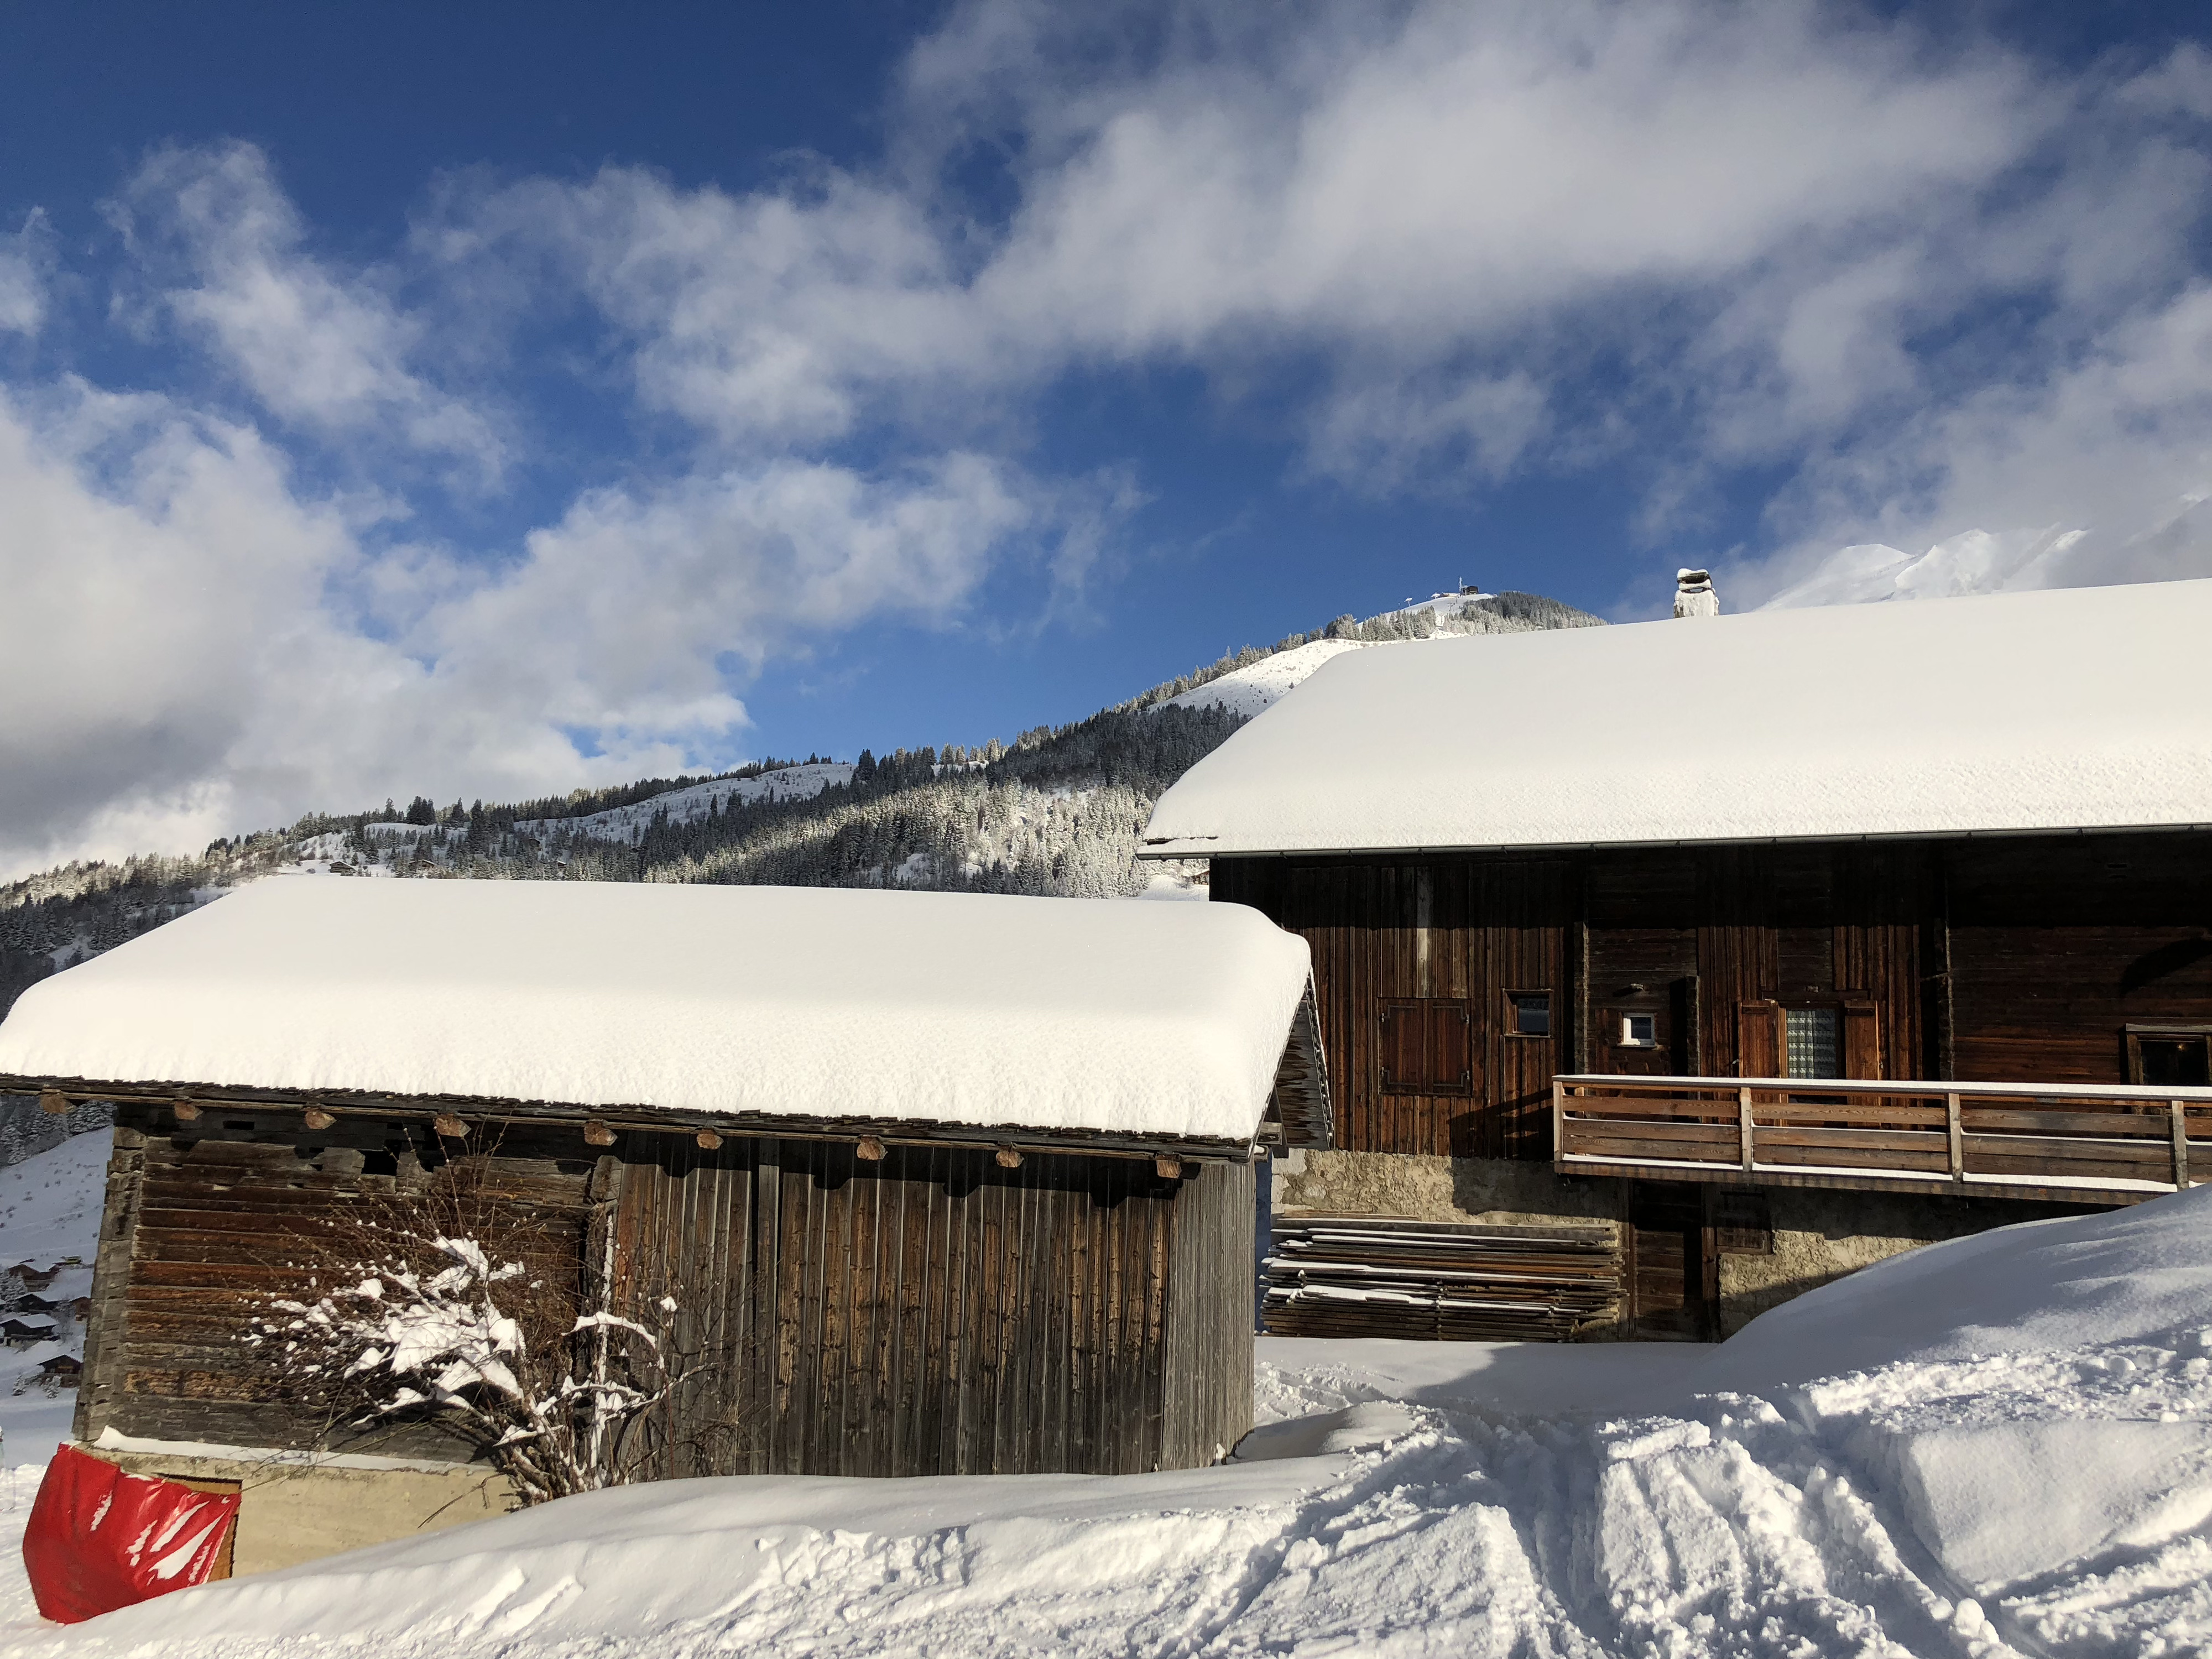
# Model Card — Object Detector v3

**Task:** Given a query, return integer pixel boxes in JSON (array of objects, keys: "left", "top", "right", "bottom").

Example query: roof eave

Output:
[
  {"left": 1, "top": 1073, "right": 1261, "bottom": 1164},
  {"left": 1138, "top": 819, "right": 2212, "bottom": 861}
]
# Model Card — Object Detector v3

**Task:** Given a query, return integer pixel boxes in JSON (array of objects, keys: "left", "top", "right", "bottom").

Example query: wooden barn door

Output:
[{"left": 1623, "top": 1181, "right": 1716, "bottom": 1340}]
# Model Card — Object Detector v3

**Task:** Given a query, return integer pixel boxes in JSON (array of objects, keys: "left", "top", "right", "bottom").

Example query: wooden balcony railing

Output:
[{"left": 1553, "top": 1074, "right": 2212, "bottom": 1206}]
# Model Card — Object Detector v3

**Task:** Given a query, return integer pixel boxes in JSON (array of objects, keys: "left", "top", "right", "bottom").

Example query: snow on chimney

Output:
[{"left": 1673, "top": 568, "right": 1719, "bottom": 619}]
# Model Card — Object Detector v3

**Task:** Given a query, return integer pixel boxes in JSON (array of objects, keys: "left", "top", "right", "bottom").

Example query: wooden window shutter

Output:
[
  {"left": 1432, "top": 999, "right": 1474, "bottom": 1094},
  {"left": 1379, "top": 998, "right": 1474, "bottom": 1095},
  {"left": 1738, "top": 1000, "right": 1784, "bottom": 1079},
  {"left": 1380, "top": 999, "right": 1424, "bottom": 1093},
  {"left": 1841, "top": 999, "right": 1881, "bottom": 1079}
]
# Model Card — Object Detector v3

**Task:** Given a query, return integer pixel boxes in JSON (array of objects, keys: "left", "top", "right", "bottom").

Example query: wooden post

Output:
[
  {"left": 1552, "top": 1078, "right": 1565, "bottom": 1161},
  {"left": 696, "top": 1129, "right": 724, "bottom": 1151},
  {"left": 994, "top": 1145, "right": 1022, "bottom": 1169},
  {"left": 1738, "top": 1085, "right": 1754, "bottom": 1175},
  {"left": 39, "top": 1091, "right": 72, "bottom": 1117},
  {"left": 1155, "top": 1156, "right": 1183, "bottom": 1180},
  {"left": 1947, "top": 1092, "right": 1964, "bottom": 1183},
  {"left": 2173, "top": 1100, "right": 2191, "bottom": 1191},
  {"left": 302, "top": 1107, "right": 335, "bottom": 1131},
  {"left": 855, "top": 1136, "right": 885, "bottom": 1161},
  {"left": 582, "top": 1120, "right": 615, "bottom": 1147}
]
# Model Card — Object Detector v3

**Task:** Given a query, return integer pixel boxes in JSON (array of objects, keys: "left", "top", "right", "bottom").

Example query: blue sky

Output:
[{"left": 1, "top": 1, "right": 2207, "bottom": 873}]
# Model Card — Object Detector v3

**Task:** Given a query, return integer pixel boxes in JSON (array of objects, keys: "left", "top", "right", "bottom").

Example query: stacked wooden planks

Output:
[{"left": 1262, "top": 1215, "right": 1620, "bottom": 1342}]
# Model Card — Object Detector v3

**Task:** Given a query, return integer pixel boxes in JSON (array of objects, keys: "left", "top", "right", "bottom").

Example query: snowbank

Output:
[
  {"left": 8, "top": 1185, "right": 2210, "bottom": 1655},
  {"left": 0, "top": 881, "right": 1312, "bottom": 1144},
  {"left": 1697, "top": 1181, "right": 2212, "bottom": 1392},
  {"left": 1142, "top": 578, "right": 2212, "bottom": 855}
]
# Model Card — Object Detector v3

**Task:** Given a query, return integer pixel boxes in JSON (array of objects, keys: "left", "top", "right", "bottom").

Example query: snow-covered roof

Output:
[
  {"left": 1142, "top": 580, "right": 2212, "bottom": 857},
  {"left": 0, "top": 878, "right": 1317, "bottom": 1147}
]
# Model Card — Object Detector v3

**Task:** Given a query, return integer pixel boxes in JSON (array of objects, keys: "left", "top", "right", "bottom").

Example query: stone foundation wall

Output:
[
  {"left": 1272, "top": 1148, "right": 1623, "bottom": 1237},
  {"left": 88, "top": 1446, "right": 517, "bottom": 1575}
]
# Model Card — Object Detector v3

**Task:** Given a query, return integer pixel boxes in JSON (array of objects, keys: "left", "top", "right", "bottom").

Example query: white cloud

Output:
[
  {"left": 0, "top": 212, "right": 53, "bottom": 337},
  {"left": 110, "top": 143, "right": 505, "bottom": 478},
  {"left": 1744, "top": 280, "right": 2212, "bottom": 607},
  {"left": 466, "top": 0, "right": 2199, "bottom": 508},
  {"left": 0, "top": 373, "right": 1077, "bottom": 878},
  {"left": 3, "top": 4, "right": 2208, "bottom": 871}
]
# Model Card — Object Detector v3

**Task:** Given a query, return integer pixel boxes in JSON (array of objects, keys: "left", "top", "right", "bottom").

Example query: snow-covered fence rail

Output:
[{"left": 1553, "top": 1074, "right": 2212, "bottom": 1206}]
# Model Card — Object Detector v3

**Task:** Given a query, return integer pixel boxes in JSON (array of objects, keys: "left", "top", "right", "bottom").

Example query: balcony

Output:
[{"left": 1553, "top": 1074, "right": 2211, "bottom": 1206}]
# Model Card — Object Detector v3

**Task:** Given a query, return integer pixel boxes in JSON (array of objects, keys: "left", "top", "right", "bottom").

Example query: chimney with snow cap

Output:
[{"left": 1673, "top": 568, "right": 1719, "bottom": 619}]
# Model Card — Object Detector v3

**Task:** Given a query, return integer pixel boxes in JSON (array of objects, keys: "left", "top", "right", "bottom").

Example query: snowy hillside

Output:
[
  {"left": 0, "top": 1130, "right": 108, "bottom": 1470},
  {"left": 1157, "top": 638, "right": 1369, "bottom": 716},
  {"left": 1156, "top": 589, "right": 1601, "bottom": 718},
  {"left": 514, "top": 764, "right": 854, "bottom": 846},
  {"left": 4, "top": 1185, "right": 2208, "bottom": 1655}
]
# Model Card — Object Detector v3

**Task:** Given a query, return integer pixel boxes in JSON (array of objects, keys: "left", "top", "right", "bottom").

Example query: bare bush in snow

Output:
[{"left": 247, "top": 1164, "right": 683, "bottom": 1504}]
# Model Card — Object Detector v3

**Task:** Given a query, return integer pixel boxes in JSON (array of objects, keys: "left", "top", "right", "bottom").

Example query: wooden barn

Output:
[
  {"left": 0, "top": 879, "right": 1329, "bottom": 1572},
  {"left": 1142, "top": 575, "right": 2212, "bottom": 1342}
]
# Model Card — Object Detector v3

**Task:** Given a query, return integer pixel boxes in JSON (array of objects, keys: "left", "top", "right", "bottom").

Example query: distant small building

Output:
[
  {"left": 1, "top": 1313, "right": 56, "bottom": 1345},
  {"left": 1142, "top": 578, "right": 2212, "bottom": 1340},
  {"left": 0, "top": 879, "right": 1328, "bottom": 1574}
]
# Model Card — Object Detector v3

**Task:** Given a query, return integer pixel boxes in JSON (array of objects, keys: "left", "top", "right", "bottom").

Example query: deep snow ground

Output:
[{"left": 3, "top": 1187, "right": 2210, "bottom": 1657}]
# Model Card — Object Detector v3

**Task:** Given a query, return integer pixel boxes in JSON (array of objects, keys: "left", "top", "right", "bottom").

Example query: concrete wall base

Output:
[{"left": 87, "top": 1447, "right": 518, "bottom": 1575}]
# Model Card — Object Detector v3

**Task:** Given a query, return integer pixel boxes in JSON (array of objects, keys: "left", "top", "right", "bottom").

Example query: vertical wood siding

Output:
[
  {"left": 79, "top": 1110, "right": 1255, "bottom": 1481},
  {"left": 608, "top": 1139, "right": 1245, "bottom": 1479},
  {"left": 1215, "top": 832, "right": 2212, "bottom": 1157},
  {"left": 1215, "top": 858, "right": 1568, "bottom": 1157},
  {"left": 1160, "top": 1158, "right": 1255, "bottom": 1468}
]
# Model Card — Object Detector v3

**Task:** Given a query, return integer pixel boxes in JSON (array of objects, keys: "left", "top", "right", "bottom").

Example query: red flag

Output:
[{"left": 22, "top": 1444, "right": 239, "bottom": 1624}]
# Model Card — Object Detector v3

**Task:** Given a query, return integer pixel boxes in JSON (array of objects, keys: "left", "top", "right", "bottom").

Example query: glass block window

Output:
[{"left": 1785, "top": 1007, "right": 1840, "bottom": 1079}]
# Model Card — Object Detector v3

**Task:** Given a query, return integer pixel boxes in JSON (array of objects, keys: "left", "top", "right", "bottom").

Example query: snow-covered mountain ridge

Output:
[{"left": 0, "top": 589, "right": 1603, "bottom": 1018}]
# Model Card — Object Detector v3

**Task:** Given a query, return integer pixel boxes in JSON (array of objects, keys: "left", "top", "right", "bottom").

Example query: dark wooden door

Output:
[{"left": 1625, "top": 1181, "right": 1714, "bottom": 1340}]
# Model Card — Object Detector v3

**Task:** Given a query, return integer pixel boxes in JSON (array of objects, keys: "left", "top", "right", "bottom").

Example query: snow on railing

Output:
[{"left": 1552, "top": 1074, "right": 2212, "bottom": 1203}]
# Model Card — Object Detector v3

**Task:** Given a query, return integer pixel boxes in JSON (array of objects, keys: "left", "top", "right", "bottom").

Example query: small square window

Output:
[
  {"left": 1507, "top": 992, "right": 1551, "bottom": 1037},
  {"left": 1621, "top": 1013, "right": 1656, "bottom": 1047}
]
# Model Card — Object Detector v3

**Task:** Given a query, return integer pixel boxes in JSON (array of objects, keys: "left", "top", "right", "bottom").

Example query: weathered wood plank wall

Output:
[
  {"left": 606, "top": 1138, "right": 1238, "bottom": 1479},
  {"left": 1213, "top": 860, "right": 1567, "bottom": 1158},
  {"left": 77, "top": 1110, "right": 592, "bottom": 1458},
  {"left": 78, "top": 1109, "right": 1255, "bottom": 1479},
  {"left": 1218, "top": 831, "right": 2212, "bottom": 1161}
]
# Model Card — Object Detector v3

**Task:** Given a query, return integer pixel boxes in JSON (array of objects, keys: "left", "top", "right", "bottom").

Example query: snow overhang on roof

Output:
[
  {"left": 0, "top": 879, "right": 1324, "bottom": 1154},
  {"left": 1140, "top": 579, "right": 2212, "bottom": 858}
]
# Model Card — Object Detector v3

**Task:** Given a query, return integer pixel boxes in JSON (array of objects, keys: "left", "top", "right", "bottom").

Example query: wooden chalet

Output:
[
  {"left": 0, "top": 879, "right": 1329, "bottom": 1573},
  {"left": 1144, "top": 576, "right": 2212, "bottom": 1341}
]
